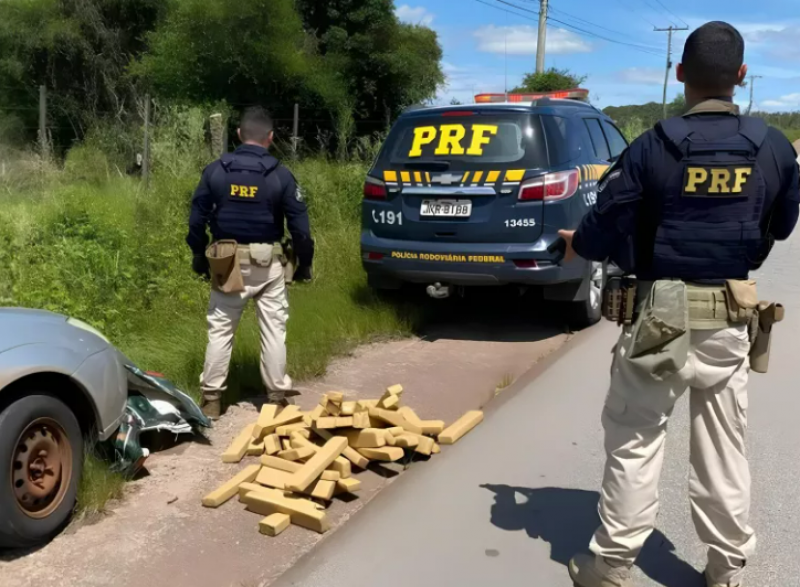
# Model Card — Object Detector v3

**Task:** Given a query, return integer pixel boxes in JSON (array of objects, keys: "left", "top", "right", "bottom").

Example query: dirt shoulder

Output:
[{"left": 0, "top": 317, "right": 568, "bottom": 587}]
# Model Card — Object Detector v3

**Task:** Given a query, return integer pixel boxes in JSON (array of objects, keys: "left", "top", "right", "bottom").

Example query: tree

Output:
[
  {"left": 135, "top": 0, "right": 346, "bottom": 118},
  {"left": 295, "top": 0, "right": 444, "bottom": 123},
  {"left": 512, "top": 67, "right": 587, "bottom": 93},
  {"left": 0, "top": 0, "right": 165, "bottom": 145}
]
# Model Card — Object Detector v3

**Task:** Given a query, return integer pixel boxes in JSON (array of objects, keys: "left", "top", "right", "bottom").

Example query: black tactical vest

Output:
[
  {"left": 641, "top": 115, "right": 769, "bottom": 281},
  {"left": 213, "top": 153, "right": 282, "bottom": 244}
]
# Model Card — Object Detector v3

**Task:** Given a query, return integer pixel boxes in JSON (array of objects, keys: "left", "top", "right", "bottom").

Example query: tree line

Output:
[{"left": 0, "top": 0, "right": 444, "bottom": 152}]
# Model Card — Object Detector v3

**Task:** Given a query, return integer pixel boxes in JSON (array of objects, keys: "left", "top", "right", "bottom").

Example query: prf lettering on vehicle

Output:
[
  {"left": 682, "top": 166, "right": 754, "bottom": 197},
  {"left": 408, "top": 124, "right": 499, "bottom": 158},
  {"left": 230, "top": 185, "right": 259, "bottom": 198}
]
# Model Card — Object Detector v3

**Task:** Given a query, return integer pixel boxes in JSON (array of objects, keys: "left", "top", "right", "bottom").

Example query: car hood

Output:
[{"left": 0, "top": 308, "right": 108, "bottom": 356}]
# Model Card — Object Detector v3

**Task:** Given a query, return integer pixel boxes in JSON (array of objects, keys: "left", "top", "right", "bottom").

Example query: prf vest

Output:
[{"left": 639, "top": 115, "right": 769, "bottom": 281}]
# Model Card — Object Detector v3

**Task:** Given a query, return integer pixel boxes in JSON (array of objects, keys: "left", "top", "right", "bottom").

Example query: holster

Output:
[
  {"left": 750, "top": 302, "right": 785, "bottom": 374},
  {"left": 205, "top": 240, "right": 244, "bottom": 294},
  {"left": 279, "top": 237, "right": 296, "bottom": 284}
]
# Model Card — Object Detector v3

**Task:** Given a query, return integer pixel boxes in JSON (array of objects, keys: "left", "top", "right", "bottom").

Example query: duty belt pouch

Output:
[
  {"left": 626, "top": 280, "right": 690, "bottom": 380},
  {"left": 206, "top": 240, "right": 244, "bottom": 294},
  {"left": 725, "top": 279, "right": 758, "bottom": 324},
  {"left": 249, "top": 243, "right": 273, "bottom": 267}
]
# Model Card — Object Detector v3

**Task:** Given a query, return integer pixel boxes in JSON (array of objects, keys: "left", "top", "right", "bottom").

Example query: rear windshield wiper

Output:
[{"left": 402, "top": 162, "right": 451, "bottom": 172}]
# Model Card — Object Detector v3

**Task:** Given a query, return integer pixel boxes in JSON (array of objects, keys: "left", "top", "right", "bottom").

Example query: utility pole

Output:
[
  {"left": 536, "top": 0, "right": 549, "bottom": 74},
  {"left": 746, "top": 75, "right": 763, "bottom": 115},
  {"left": 291, "top": 103, "right": 300, "bottom": 159},
  {"left": 142, "top": 94, "right": 151, "bottom": 189},
  {"left": 654, "top": 26, "right": 689, "bottom": 119},
  {"left": 38, "top": 85, "right": 50, "bottom": 160}
]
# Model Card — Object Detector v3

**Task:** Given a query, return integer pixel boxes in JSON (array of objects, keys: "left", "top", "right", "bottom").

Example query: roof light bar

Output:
[{"left": 474, "top": 89, "right": 590, "bottom": 103}]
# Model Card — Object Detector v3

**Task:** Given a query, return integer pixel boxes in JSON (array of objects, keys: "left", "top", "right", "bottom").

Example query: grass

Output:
[
  {"left": 75, "top": 451, "right": 126, "bottom": 519},
  {"left": 1, "top": 112, "right": 418, "bottom": 514}
]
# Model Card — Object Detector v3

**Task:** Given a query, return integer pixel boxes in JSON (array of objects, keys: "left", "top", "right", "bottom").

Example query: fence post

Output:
[
  {"left": 291, "top": 103, "right": 299, "bottom": 159},
  {"left": 38, "top": 85, "right": 50, "bottom": 160},
  {"left": 210, "top": 113, "right": 225, "bottom": 157},
  {"left": 142, "top": 94, "right": 151, "bottom": 188}
]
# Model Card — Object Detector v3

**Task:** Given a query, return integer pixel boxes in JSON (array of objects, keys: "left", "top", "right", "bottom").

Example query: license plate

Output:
[{"left": 420, "top": 199, "right": 472, "bottom": 218}]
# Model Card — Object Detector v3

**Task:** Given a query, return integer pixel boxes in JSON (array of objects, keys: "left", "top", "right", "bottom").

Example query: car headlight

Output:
[{"left": 67, "top": 318, "right": 110, "bottom": 344}]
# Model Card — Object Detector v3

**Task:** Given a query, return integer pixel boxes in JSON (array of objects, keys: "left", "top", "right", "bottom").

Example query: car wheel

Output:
[
  {"left": 0, "top": 394, "right": 83, "bottom": 548},
  {"left": 568, "top": 261, "right": 604, "bottom": 329}
]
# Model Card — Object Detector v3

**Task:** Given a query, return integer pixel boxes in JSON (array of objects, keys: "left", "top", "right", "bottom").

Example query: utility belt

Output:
[
  {"left": 205, "top": 239, "right": 296, "bottom": 294},
  {"left": 603, "top": 277, "right": 784, "bottom": 374}
]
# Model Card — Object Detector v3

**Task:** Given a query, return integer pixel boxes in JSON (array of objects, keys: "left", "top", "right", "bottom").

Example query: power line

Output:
[
  {"left": 610, "top": 0, "right": 659, "bottom": 28},
  {"left": 490, "top": 0, "right": 666, "bottom": 56},
  {"left": 651, "top": 0, "right": 689, "bottom": 27},
  {"left": 644, "top": 0, "right": 676, "bottom": 26},
  {"left": 475, "top": 0, "right": 539, "bottom": 23},
  {"left": 546, "top": 6, "right": 663, "bottom": 49}
]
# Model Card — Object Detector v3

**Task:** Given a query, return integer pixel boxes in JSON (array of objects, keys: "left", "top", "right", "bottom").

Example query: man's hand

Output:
[
  {"left": 293, "top": 265, "right": 312, "bottom": 283},
  {"left": 192, "top": 254, "right": 210, "bottom": 280},
  {"left": 557, "top": 230, "right": 578, "bottom": 263}
]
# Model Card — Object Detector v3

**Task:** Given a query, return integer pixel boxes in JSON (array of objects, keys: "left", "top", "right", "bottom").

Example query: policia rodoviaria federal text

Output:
[
  {"left": 187, "top": 107, "right": 314, "bottom": 420},
  {"left": 559, "top": 22, "right": 800, "bottom": 587}
]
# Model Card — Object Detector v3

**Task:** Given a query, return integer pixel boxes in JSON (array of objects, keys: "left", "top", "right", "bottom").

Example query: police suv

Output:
[{"left": 361, "top": 89, "right": 628, "bottom": 327}]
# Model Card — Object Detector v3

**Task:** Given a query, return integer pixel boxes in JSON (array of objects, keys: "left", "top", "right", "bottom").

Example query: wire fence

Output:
[{"left": 0, "top": 85, "right": 397, "bottom": 183}]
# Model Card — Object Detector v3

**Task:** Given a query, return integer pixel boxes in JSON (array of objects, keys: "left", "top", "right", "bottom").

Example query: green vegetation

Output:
[
  {"left": 606, "top": 95, "right": 800, "bottom": 144},
  {"left": 0, "top": 0, "right": 444, "bottom": 152},
  {"left": 76, "top": 451, "right": 126, "bottom": 519},
  {"left": 512, "top": 67, "right": 587, "bottom": 93}
]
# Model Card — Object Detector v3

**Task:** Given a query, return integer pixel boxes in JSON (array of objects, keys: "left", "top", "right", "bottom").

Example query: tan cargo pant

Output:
[
  {"left": 200, "top": 257, "right": 293, "bottom": 401},
  {"left": 590, "top": 325, "right": 755, "bottom": 585}
]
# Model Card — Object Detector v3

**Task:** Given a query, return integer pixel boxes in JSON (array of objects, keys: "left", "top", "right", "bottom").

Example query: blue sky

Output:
[{"left": 394, "top": 0, "right": 800, "bottom": 111}]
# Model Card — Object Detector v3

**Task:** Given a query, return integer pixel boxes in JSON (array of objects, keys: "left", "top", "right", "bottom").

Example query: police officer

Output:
[
  {"left": 559, "top": 22, "right": 799, "bottom": 587},
  {"left": 187, "top": 106, "right": 314, "bottom": 419}
]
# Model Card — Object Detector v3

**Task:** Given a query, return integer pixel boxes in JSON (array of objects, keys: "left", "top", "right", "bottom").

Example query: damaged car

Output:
[{"left": 0, "top": 308, "right": 209, "bottom": 548}]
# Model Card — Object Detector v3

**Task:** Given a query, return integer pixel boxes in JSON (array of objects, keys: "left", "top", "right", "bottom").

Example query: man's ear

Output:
[
  {"left": 737, "top": 64, "right": 748, "bottom": 87},
  {"left": 237, "top": 128, "right": 243, "bottom": 143},
  {"left": 265, "top": 130, "right": 274, "bottom": 148},
  {"left": 676, "top": 63, "right": 685, "bottom": 83}
]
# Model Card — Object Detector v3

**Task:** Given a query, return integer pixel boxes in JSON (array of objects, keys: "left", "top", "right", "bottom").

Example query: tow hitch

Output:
[{"left": 426, "top": 283, "right": 453, "bottom": 299}]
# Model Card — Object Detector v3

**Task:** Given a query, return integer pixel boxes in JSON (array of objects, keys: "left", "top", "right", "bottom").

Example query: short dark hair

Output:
[
  {"left": 681, "top": 22, "right": 745, "bottom": 91},
  {"left": 239, "top": 106, "right": 274, "bottom": 143}
]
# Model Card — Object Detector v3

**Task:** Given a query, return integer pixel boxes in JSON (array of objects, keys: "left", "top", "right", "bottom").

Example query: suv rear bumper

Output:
[{"left": 361, "top": 232, "right": 588, "bottom": 287}]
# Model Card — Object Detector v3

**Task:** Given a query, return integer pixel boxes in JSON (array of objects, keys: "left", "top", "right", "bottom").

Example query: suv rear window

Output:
[{"left": 383, "top": 112, "right": 549, "bottom": 171}]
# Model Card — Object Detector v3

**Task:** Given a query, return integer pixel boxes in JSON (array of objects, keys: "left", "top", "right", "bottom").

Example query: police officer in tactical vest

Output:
[
  {"left": 187, "top": 106, "right": 314, "bottom": 419},
  {"left": 559, "top": 22, "right": 799, "bottom": 587}
]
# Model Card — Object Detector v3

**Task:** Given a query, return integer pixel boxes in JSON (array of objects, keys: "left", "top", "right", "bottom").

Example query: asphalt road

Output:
[{"left": 273, "top": 231, "right": 800, "bottom": 587}]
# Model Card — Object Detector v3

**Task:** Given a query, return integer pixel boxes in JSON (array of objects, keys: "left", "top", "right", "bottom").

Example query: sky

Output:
[{"left": 394, "top": 0, "right": 800, "bottom": 111}]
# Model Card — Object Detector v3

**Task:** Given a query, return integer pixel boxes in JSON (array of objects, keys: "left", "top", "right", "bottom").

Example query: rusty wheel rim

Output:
[{"left": 12, "top": 418, "right": 73, "bottom": 519}]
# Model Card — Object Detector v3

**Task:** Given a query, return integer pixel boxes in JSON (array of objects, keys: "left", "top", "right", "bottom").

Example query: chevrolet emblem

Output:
[{"left": 433, "top": 173, "right": 463, "bottom": 186}]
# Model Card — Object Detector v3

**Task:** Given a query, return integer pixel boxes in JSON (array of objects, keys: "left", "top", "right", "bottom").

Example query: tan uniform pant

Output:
[
  {"left": 590, "top": 324, "right": 755, "bottom": 585},
  {"left": 200, "top": 258, "right": 292, "bottom": 400}
]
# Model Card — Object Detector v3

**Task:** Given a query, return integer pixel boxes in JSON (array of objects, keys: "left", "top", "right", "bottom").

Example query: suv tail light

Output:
[
  {"left": 519, "top": 169, "right": 580, "bottom": 202},
  {"left": 364, "top": 176, "right": 387, "bottom": 200}
]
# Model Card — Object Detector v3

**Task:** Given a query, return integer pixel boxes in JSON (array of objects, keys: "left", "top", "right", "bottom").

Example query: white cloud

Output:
[
  {"left": 615, "top": 67, "right": 679, "bottom": 86},
  {"left": 761, "top": 93, "right": 800, "bottom": 109},
  {"left": 474, "top": 25, "right": 591, "bottom": 56},
  {"left": 395, "top": 4, "right": 435, "bottom": 27}
]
